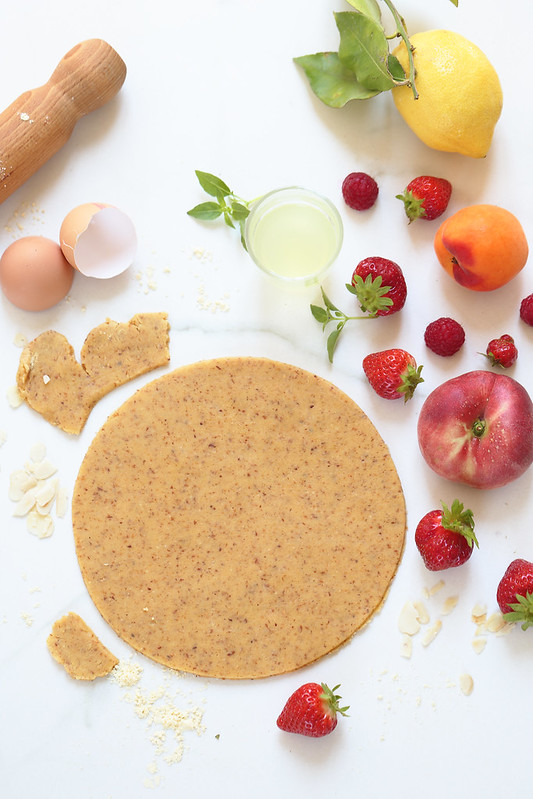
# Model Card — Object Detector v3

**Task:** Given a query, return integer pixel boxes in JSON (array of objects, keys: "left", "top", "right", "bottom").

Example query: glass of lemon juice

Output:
[{"left": 244, "top": 187, "right": 343, "bottom": 285}]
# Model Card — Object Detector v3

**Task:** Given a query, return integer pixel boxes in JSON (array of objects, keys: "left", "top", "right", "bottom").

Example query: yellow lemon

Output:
[{"left": 392, "top": 30, "right": 503, "bottom": 158}]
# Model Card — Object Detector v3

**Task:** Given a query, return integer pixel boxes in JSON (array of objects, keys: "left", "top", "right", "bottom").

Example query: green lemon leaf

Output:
[
  {"left": 195, "top": 170, "right": 231, "bottom": 199},
  {"left": 387, "top": 53, "right": 406, "bottom": 82},
  {"left": 344, "top": 0, "right": 381, "bottom": 23},
  {"left": 335, "top": 11, "right": 397, "bottom": 92},
  {"left": 294, "top": 52, "right": 380, "bottom": 108},
  {"left": 187, "top": 201, "right": 223, "bottom": 220}
]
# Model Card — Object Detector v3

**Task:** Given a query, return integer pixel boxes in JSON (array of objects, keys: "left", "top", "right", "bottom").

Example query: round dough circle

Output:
[{"left": 73, "top": 357, "right": 406, "bottom": 679}]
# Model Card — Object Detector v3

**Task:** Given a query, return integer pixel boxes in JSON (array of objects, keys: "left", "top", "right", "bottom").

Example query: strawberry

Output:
[
  {"left": 396, "top": 175, "right": 452, "bottom": 222},
  {"left": 276, "top": 682, "right": 349, "bottom": 738},
  {"left": 362, "top": 348, "right": 423, "bottom": 402},
  {"left": 348, "top": 256, "right": 407, "bottom": 317},
  {"left": 484, "top": 334, "right": 518, "bottom": 368},
  {"left": 519, "top": 293, "right": 533, "bottom": 326},
  {"left": 342, "top": 172, "right": 378, "bottom": 211},
  {"left": 424, "top": 317, "right": 465, "bottom": 356},
  {"left": 496, "top": 559, "right": 533, "bottom": 630},
  {"left": 415, "top": 499, "right": 478, "bottom": 571}
]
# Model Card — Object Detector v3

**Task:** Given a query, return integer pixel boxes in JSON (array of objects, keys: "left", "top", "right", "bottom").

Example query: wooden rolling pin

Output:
[{"left": 0, "top": 38, "right": 126, "bottom": 204}]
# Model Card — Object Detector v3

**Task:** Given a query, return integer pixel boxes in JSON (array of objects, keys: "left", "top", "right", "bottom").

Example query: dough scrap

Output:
[
  {"left": 16, "top": 312, "right": 170, "bottom": 434},
  {"left": 47, "top": 612, "right": 118, "bottom": 680},
  {"left": 73, "top": 357, "right": 406, "bottom": 679}
]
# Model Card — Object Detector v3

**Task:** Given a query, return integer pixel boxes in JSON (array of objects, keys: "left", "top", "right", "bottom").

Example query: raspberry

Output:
[
  {"left": 424, "top": 317, "right": 465, "bottom": 356},
  {"left": 520, "top": 293, "right": 533, "bottom": 326},
  {"left": 342, "top": 172, "right": 378, "bottom": 211}
]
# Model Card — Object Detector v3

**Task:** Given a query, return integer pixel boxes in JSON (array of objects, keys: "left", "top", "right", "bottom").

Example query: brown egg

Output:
[{"left": 0, "top": 236, "right": 74, "bottom": 311}]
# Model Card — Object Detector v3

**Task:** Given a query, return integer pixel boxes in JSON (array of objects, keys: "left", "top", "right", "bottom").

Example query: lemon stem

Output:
[{"left": 381, "top": 0, "right": 418, "bottom": 99}]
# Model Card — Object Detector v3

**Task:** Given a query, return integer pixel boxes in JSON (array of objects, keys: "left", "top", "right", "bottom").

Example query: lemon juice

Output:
[{"left": 245, "top": 187, "right": 343, "bottom": 284}]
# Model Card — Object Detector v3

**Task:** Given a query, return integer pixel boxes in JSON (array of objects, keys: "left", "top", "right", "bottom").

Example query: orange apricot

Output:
[{"left": 434, "top": 204, "right": 528, "bottom": 291}]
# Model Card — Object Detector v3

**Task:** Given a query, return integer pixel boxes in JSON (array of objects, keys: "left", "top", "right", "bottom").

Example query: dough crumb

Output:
[{"left": 47, "top": 612, "right": 118, "bottom": 680}]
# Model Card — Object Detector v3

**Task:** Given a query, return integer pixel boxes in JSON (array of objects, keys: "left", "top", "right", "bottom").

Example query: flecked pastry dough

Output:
[
  {"left": 73, "top": 357, "right": 406, "bottom": 679},
  {"left": 16, "top": 312, "right": 170, "bottom": 434}
]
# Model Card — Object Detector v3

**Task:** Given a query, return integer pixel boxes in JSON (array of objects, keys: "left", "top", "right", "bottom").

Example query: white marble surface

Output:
[{"left": 1, "top": 1, "right": 532, "bottom": 796}]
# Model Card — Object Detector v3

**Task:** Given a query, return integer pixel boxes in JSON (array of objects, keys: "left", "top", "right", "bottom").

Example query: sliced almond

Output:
[
  {"left": 459, "top": 673, "right": 474, "bottom": 696},
  {"left": 421, "top": 620, "right": 442, "bottom": 647},
  {"left": 441, "top": 596, "right": 459, "bottom": 616},
  {"left": 486, "top": 612, "right": 505, "bottom": 633},
  {"left": 9, "top": 470, "right": 37, "bottom": 501},
  {"left": 472, "top": 637, "right": 487, "bottom": 655},
  {"left": 26, "top": 510, "right": 54, "bottom": 539},
  {"left": 413, "top": 600, "right": 430, "bottom": 625},
  {"left": 12, "top": 488, "right": 37, "bottom": 516},
  {"left": 398, "top": 601, "right": 421, "bottom": 636},
  {"left": 28, "top": 459, "right": 57, "bottom": 480},
  {"left": 29, "top": 441, "right": 46, "bottom": 463},
  {"left": 399, "top": 634, "right": 413, "bottom": 659}
]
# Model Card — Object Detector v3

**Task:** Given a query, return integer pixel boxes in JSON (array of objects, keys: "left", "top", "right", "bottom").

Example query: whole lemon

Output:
[{"left": 392, "top": 30, "right": 503, "bottom": 158}]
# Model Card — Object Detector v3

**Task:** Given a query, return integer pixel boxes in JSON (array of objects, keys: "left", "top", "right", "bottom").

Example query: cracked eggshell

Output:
[{"left": 59, "top": 203, "right": 137, "bottom": 279}]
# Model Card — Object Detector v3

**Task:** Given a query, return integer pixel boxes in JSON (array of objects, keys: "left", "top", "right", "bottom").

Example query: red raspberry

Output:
[
  {"left": 342, "top": 172, "right": 378, "bottom": 211},
  {"left": 424, "top": 317, "right": 465, "bottom": 356},
  {"left": 520, "top": 293, "right": 533, "bottom": 326}
]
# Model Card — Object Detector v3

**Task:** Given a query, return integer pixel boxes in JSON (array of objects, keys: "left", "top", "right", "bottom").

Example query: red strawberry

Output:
[
  {"left": 396, "top": 175, "right": 452, "bottom": 222},
  {"left": 424, "top": 317, "right": 465, "bottom": 356},
  {"left": 276, "top": 682, "right": 349, "bottom": 738},
  {"left": 342, "top": 172, "right": 378, "bottom": 211},
  {"left": 519, "top": 293, "right": 533, "bottom": 326},
  {"left": 484, "top": 334, "right": 518, "bottom": 368},
  {"left": 496, "top": 558, "right": 533, "bottom": 630},
  {"left": 349, "top": 256, "right": 407, "bottom": 317},
  {"left": 415, "top": 499, "right": 478, "bottom": 571},
  {"left": 362, "top": 348, "right": 423, "bottom": 402}
]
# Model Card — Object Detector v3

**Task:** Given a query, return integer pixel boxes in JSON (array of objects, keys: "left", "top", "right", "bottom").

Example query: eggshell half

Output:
[
  {"left": 59, "top": 203, "right": 137, "bottom": 279},
  {"left": 0, "top": 236, "right": 74, "bottom": 311}
]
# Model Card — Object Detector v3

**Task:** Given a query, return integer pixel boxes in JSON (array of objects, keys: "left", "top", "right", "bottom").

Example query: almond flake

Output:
[
  {"left": 55, "top": 484, "right": 68, "bottom": 518},
  {"left": 29, "top": 442, "right": 46, "bottom": 463},
  {"left": 413, "top": 600, "right": 430, "bottom": 625},
  {"left": 26, "top": 510, "right": 54, "bottom": 538},
  {"left": 471, "top": 602, "right": 487, "bottom": 623},
  {"left": 398, "top": 601, "right": 421, "bottom": 635},
  {"left": 35, "top": 477, "right": 58, "bottom": 508},
  {"left": 421, "top": 620, "right": 442, "bottom": 647},
  {"left": 6, "top": 385, "right": 23, "bottom": 408},
  {"left": 12, "top": 488, "right": 37, "bottom": 516},
  {"left": 427, "top": 579, "right": 445, "bottom": 597},
  {"left": 486, "top": 612, "right": 505, "bottom": 633},
  {"left": 28, "top": 459, "right": 57, "bottom": 480},
  {"left": 459, "top": 674, "right": 474, "bottom": 696},
  {"left": 9, "top": 470, "right": 37, "bottom": 501},
  {"left": 441, "top": 596, "right": 459, "bottom": 615},
  {"left": 472, "top": 637, "right": 487, "bottom": 654},
  {"left": 399, "top": 634, "right": 413, "bottom": 659}
]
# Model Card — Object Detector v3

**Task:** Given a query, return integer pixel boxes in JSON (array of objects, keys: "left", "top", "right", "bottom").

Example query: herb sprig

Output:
[
  {"left": 294, "top": 0, "right": 458, "bottom": 108},
  {"left": 187, "top": 171, "right": 251, "bottom": 248},
  {"left": 311, "top": 282, "right": 392, "bottom": 363}
]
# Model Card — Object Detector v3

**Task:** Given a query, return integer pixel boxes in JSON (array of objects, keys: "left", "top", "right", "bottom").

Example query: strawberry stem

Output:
[
  {"left": 440, "top": 499, "right": 478, "bottom": 548},
  {"left": 381, "top": 0, "right": 418, "bottom": 99},
  {"left": 503, "top": 592, "right": 533, "bottom": 630}
]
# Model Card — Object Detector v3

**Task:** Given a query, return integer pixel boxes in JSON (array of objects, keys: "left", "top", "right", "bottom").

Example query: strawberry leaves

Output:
[{"left": 502, "top": 593, "right": 533, "bottom": 631}]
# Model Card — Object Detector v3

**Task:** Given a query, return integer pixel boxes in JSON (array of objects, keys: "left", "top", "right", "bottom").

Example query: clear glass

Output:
[{"left": 244, "top": 187, "right": 343, "bottom": 285}]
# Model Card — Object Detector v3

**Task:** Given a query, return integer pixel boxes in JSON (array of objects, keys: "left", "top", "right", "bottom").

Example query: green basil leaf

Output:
[
  {"left": 195, "top": 170, "right": 231, "bottom": 198},
  {"left": 327, "top": 328, "right": 342, "bottom": 363},
  {"left": 344, "top": 0, "right": 381, "bottom": 23},
  {"left": 335, "top": 11, "right": 396, "bottom": 92},
  {"left": 230, "top": 201, "right": 250, "bottom": 221},
  {"left": 294, "top": 52, "right": 380, "bottom": 108},
  {"left": 310, "top": 304, "right": 329, "bottom": 325},
  {"left": 187, "top": 202, "right": 223, "bottom": 220}
]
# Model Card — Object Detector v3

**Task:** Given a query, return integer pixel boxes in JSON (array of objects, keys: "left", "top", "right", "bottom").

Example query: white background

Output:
[{"left": 1, "top": 1, "right": 532, "bottom": 797}]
